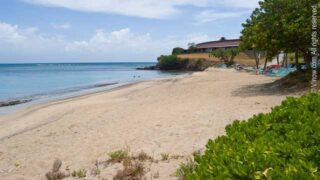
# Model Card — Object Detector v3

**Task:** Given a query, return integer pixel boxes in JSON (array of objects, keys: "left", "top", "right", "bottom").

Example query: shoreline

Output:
[
  {"left": 0, "top": 62, "right": 186, "bottom": 115},
  {"left": 0, "top": 68, "right": 292, "bottom": 179},
  {"left": 0, "top": 82, "right": 122, "bottom": 109},
  {"left": 0, "top": 82, "right": 138, "bottom": 141},
  {"left": 0, "top": 71, "right": 192, "bottom": 120},
  {"left": 0, "top": 73, "right": 190, "bottom": 116},
  {"left": 0, "top": 99, "right": 32, "bottom": 108}
]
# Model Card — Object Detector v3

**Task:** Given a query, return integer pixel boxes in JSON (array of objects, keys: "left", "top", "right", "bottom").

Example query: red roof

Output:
[{"left": 196, "top": 39, "right": 240, "bottom": 49}]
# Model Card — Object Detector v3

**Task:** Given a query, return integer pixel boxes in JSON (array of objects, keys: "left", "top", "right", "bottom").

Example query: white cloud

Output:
[
  {"left": 209, "top": 0, "right": 259, "bottom": 9},
  {"left": 0, "top": 22, "right": 65, "bottom": 56},
  {"left": 195, "top": 10, "right": 250, "bottom": 24},
  {"left": 160, "top": 33, "right": 210, "bottom": 49},
  {"left": 65, "top": 28, "right": 152, "bottom": 54},
  {"left": 67, "top": 30, "right": 211, "bottom": 58},
  {"left": 51, "top": 22, "right": 71, "bottom": 29},
  {"left": 0, "top": 22, "right": 211, "bottom": 62},
  {"left": 22, "top": 0, "right": 259, "bottom": 19},
  {"left": 0, "top": 23, "right": 26, "bottom": 43}
]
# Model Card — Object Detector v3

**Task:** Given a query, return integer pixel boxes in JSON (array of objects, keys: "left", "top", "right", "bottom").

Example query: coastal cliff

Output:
[{"left": 138, "top": 57, "right": 217, "bottom": 71}]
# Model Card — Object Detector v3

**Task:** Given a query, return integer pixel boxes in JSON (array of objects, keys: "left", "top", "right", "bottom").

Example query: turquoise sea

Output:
[{"left": 0, "top": 62, "right": 185, "bottom": 105}]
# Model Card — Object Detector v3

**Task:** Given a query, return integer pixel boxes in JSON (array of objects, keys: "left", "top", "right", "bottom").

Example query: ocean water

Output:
[{"left": 0, "top": 62, "right": 185, "bottom": 103}]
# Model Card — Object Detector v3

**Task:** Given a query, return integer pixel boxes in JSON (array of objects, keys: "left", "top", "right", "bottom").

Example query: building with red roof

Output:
[{"left": 196, "top": 39, "right": 240, "bottom": 53}]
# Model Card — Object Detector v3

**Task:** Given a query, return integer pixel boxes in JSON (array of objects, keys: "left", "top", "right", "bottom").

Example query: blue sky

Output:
[{"left": 0, "top": 0, "right": 259, "bottom": 63}]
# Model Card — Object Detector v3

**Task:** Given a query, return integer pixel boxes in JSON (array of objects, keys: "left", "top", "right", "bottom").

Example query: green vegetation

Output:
[
  {"left": 161, "top": 153, "right": 170, "bottom": 161},
  {"left": 71, "top": 169, "right": 86, "bottom": 178},
  {"left": 156, "top": 54, "right": 215, "bottom": 71},
  {"left": 157, "top": 55, "right": 183, "bottom": 70},
  {"left": 176, "top": 158, "right": 197, "bottom": 178},
  {"left": 180, "top": 93, "right": 320, "bottom": 179},
  {"left": 107, "top": 150, "right": 154, "bottom": 179},
  {"left": 219, "top": 37, "right": 227, "bottom": 41},
  {"left": 210, "top": 48, "right": 240, "bottom": 66},
  {"left": 172, "top": 47, "right": 185, "bottom": 55},
  {"left": 108, "top": 150, "right": 129, "bottom": 163},
  {"left": 188, "top": 43, "right": 197, "bottom": 53},
  {"left": 110, "top": 150, "right": 147, "bottom": 179},
  {"left": 241, "top": 0, "right": 320, "bottom": 69}
]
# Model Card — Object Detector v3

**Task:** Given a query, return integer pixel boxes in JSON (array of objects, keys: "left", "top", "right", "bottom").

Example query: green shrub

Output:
[
  {"left": 161, "top": 153, "right": 170, "bottom": 161},
  {"left": 176, "top": 158, "right": 197, "bottom": 179},
  {"left": 184, "top": 93, "right": 320, "bottom": 179},
  {"left": 210, "top": 48, "right": 240, "bottom": 63},
  {"left": 108, "top": 150, "right": 128, "bottom": 163},
  {"left": 172, "top": 47, "right": 185, "bottom": 55},
  {"left": 157, "top": 55, "right": 184, "bottom": 70},
  {"left": 71, "top": 169, "right": 86, "bottom": 178}
]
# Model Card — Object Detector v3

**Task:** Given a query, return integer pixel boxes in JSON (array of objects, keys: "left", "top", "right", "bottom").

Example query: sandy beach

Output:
[{"left": 0, "top": 68, "right": 292, "bottom": 179}]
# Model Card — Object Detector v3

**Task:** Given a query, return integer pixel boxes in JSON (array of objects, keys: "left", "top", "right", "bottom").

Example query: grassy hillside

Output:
[
  {"left": 178, "top": 52, "right": 264, "bottom": 66},
  {"left": 155, "top": 55, "right": 217, "bottom": 71}
]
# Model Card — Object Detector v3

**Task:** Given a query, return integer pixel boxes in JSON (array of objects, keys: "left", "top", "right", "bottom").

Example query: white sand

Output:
[{"left": 0, "top": 68, "right": 291, "bottom": 179}]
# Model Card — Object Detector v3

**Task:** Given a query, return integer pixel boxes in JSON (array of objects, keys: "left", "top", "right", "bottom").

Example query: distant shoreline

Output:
[
  {"left": 0, "top": 82, "right": 119, "bottom": 107},
  {"left": 0, "top": 62, "right": 185, "bottom": 114},
  {"left": 0, "top": 73, "right": 189, "bottom": 116},
  {"left": 0, "top": 99, "right": 32, "bottom": 107}
]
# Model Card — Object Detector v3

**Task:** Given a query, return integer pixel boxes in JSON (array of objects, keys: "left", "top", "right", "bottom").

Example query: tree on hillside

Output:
[
  {"left": 157, "top": 55, "right": 181, "bottom": 69},
  {"left": 187, "top": 42, "right": 197, "bottom": 53},
  {"left": 188, "top": 42, "right": 196, "bottom": 48},
  {"left": 172, "top": 47, "right": 185, "bottom": 55},
  {"left": 220, "top": 37, "right": 227, "bottom": 41},
  {"left": 210, "top": 48, "right": 240, "bottom": 64},
  {"left": 241, "top": 0, "right": 320, "bottom": 70}
]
